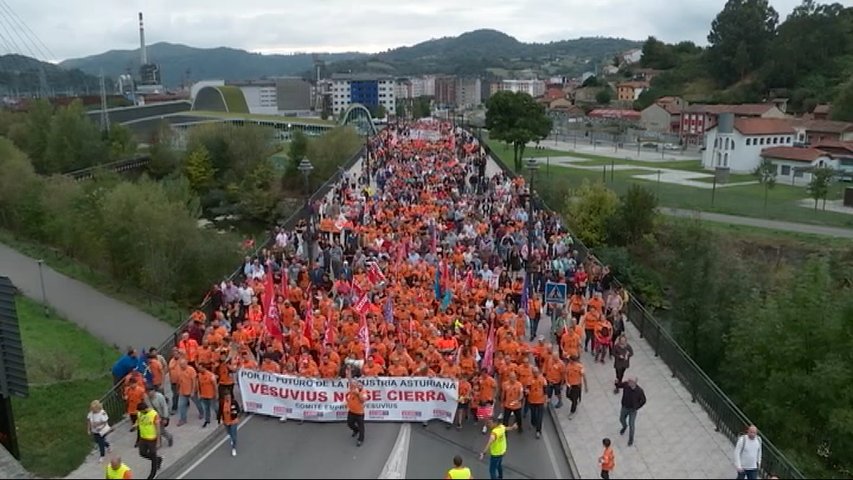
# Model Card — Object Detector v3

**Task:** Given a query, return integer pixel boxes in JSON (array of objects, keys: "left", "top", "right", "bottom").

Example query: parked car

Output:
[{"left": 663, "top": 143, "right": 680, "bottom": 151}]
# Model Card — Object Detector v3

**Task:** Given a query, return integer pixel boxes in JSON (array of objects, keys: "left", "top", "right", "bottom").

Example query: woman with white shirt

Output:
[{"left": 87, "top": 400, "right": 111, "bottom": 463}]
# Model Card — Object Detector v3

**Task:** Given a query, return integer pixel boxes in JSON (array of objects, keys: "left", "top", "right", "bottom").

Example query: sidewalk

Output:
[
  {"left": 661, "top": 207, "right": 853, "bottom": 239},
  {"left": 552, "top": 319, "right": 734, "bottom": 479},
  {"left": 535, "top": 138, "right": 701, "bottom": 163},
  {"left": 0, "top": 242, "right": 174, "bottom": 349}
]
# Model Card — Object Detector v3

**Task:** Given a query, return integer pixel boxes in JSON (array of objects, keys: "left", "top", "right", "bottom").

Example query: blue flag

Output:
[
  {"left": 384, "top": 295, "right": 394, "bottom": 324},
  {"left": 440, "top": 289, "right": 453, "bottom": 312},
  {"left": 433, "top": 266, "right": 442, "bottom": 300}
]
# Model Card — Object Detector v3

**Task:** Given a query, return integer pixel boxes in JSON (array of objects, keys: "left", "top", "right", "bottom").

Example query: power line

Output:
[{"left": 0, "top": 1, "right": 53, "bottom": 60}]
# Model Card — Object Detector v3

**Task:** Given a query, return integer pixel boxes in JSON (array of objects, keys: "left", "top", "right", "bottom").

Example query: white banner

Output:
[{"left": 237, "top": 370, "right": 458, "bottom": 423}]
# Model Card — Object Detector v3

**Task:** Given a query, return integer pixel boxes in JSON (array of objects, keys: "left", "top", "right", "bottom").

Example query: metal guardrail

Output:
[
  {"left": 477, "top": 134, "right": 805, "bottom": 479},
  {"left": 65, "top": 155, "right": 151, "bottom": 180},
  {"left": 97, "top": 146, "right": 366, "bottom": 427}
]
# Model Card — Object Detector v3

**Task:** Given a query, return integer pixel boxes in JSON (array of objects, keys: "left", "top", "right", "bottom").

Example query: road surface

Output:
[
  {"left": 660, "top": 207, "right": 853, "bottom": 239},
  {"left": 178, "top": 410, "right": 571, "bottom": 479}
]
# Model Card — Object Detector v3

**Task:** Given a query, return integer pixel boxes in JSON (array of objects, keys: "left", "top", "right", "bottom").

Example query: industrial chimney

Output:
[{"left": 138, "top": 12, "right": 147, "bottom": 65}]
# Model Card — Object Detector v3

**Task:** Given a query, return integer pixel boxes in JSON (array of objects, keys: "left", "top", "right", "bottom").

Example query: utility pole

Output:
[{"left": 99, "top": 69, "right": 110, "bottom": 134}]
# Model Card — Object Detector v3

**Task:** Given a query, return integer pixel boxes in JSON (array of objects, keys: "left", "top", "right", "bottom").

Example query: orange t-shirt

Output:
[
  {"left": 545, "top": 357, "right": 564, "bottom": 384},
  {"left": 601, "top": 446, "right": 615, "bottom": 471},
  {"left": 125, "top": 384, "right": 145, "bottom": 414},
  {"left": 346, "top": 389, "right": 365, "bottom": 415},
  {"left": 478, "top": 375, "right": 497, "bottom": 403},
  {"left": 198, "top": 371, "right": 216, "bottom": 399},
  {"left": 502, "top": 380, "right": 523, "bottom": 410},
  {"left": 149, "top": 359, "right": 163, "bottom": 387},
  {"left": 178, "top": 366, "right": 197, "bottom": 396},
  {"left": 565, "top": 362, "right": 584, "bottom": 387},
  {"left": 527, "top": 375, "right": 547, "bottom": 405},
  {"left": 388, "top": 363, "right": 409, "bottom": 376}
]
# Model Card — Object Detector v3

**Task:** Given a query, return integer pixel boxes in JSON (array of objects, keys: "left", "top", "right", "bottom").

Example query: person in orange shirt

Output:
[
  {"left": 387, "top": 358, "right": 408, "bottom": 377},
  {"left": 124, "top": 375, "right": 145, "bottom": 439},
  {"left": 544, "top": 351, "right": 565, "bottom": 409},
  {"left": 599, "top": 437, "right": 615, "bottom": 479},
  {"left": 560, "top": 325, "right": 581, "bottom": 362},
  {"left": 197, "top": 364, "right": 217, "bottom": 427},
  {"left": 176, "top": 358, "right": 203, "bottom": 426},
  {"left": 177, "top": 332, "right": 199, "bottom": 367},
  {"left": 582, "top": 308, "right": 600, "bottom": 354},
  {"left": 345, "top": 379, "right": 368, "bottom": 446},
  {"left": 168, "top": 351, "right": 183, "bottom": 413},
  {"left": 527, "top": 367, "right": 547, "bottom": 438},
  {"left": 565, "top": 355, "right": 589, "bottom": 418},
  {"left": 146, "top": 349, "right": 164, "bottom": 394},
  {"left": 453, "top": 376, "right": 472, "bottom": 430},
  {"left": 501, "top": 372, "right": 524, "bottom": 433}
]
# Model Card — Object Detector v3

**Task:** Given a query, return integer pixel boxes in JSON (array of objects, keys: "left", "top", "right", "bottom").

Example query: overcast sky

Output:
[{"left": 4, "top": 0, "right": 804, "bottom": 62}]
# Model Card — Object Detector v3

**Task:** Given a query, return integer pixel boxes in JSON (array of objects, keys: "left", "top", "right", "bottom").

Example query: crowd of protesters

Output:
[{"left": 105, "top": 119, "right": 645, "bottom": 478}]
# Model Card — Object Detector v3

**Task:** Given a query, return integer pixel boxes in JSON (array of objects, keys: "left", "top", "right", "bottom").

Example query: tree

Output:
[
  {"left": 595, "top": 88, "right": 612, "bottom": 105},
  {"left": 305, "top": 126, "right": 362, "bottom": 185},
  {"left": 184, "top": 146, "right": 216, "bottom": 193},
  {"left": 753, "top": 157, "right": 777, "bottom": 213},
  {"left": 564, "top": 180, "right": 619, "bottom": 247},
  {"left": 830, "top": 79, "right": 853, "bottom": 122},
  {"left": 807, "top": 166, "right": 834, "bottom": 210},
  {"left": 485, "top": 91, "right": 552, "bottom": 171},
  {"left": 19, "top": 98, "right": 52, "bottom": 170},
  {"left": 371, "top": 104, "right": 387, "bottom": 119},
  {"left": 37, "top": 100, "right": 108, "bottom": 174},
  {"left": 610, "top": 184, "right": 658, "bottom": 246},
  {"left": 581, "top": 76, "right": 600, "bottom": 88},
  {"left": 412, "top": 97, "right": 432, "bottom": 119},
  {"left": 288, "top": 130, "right": 308, "bottom": 170},
  {"left": 640, "top": 36, "right": 677, "bottom": 70},
  {"left": 707, "top": 0, "right": 779, "bottom": 85},
  {"left": 106, "top": 123, "right": 137, "bottom": 160},
  {"left": 237, "top": 160, "right": 282, "bottom": 223}
]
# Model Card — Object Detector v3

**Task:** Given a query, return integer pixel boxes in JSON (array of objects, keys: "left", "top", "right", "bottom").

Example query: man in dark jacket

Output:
[{"left": 616, "top": 377, "right": 646, "bottom": 446}]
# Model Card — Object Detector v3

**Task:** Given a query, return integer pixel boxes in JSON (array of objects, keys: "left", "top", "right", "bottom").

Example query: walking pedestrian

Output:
[
  {"left": 612, "top": 335, "right": 634, "bottom": 394},
  {"left": 598, "top": 438, "right": 615, "bottom": 479},
  {"left": 527, "top": 367, "right": 547, "bottom": 439},
  {"left": 222, "top": 393, "right": 241, "bottom": 457},
  {"left": 135, "top": 402, "right": 163, "bottom": 479},
  {"left": 346, "top": 379, "right": 368, "bottom": 446},
  {"left": 500, "top": 372, "right": 524, "bottom": 433},
  {"left": 479, "top": 417, "right": 517, "bottom": 480},
  {"left": 565, "top": 355, "right": 588, "bottom": 418},
  {"left": 176, "top": 358, "right": 204, "bottom": 425},
  {"left": 86, "top": 400, "right": 111, "bottom": 463},
  {"left": 147, "top": 386, "right": 173, "bottom": 447},
  {"left": 198, "top": 364, "right": 217, "bottom": 428},
  {"left": 734, "top": 425, "right": 762, "bottom": 480},
  {"left": 544, "top": 350, "right": 564, "bottom": 408},
  {"left": 445, "top": 454, "right": 473, "bottom": 479},
  {"left": 104, "top": 455, "right": 132, "bottom": 479},
  {"left": 617, "top": 377, "right": 646, "bottom": 446}
]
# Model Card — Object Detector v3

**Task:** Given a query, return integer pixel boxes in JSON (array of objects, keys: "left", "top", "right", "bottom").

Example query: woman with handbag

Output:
[{"left": 87, "top": 400, "right": 111, "bottom": 463}]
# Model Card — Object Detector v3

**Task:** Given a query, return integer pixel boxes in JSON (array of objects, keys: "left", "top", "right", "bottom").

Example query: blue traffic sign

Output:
[{"left": 545, "top": 281, "right": 567, "bottom": 304}]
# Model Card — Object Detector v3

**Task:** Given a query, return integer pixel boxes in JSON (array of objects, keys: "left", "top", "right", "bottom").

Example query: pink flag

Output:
[
  {"left": 358, "top": 313, "right": 371, "bottom": 359},
  {"left": 481, "top": 321, "right": 496, "bottom": 374},
  {"left": 303, "top": 303, "right": 314, "bottom": 349},
  {"left": 354, "top": 293, "right": 371, "bottom": 316},
  {"left": 281, "top": 268, "right": 289, "bottom": 297},
  {"left": 262, "top": 265, "right": 283, "bottom": 340},
  {"left": 465, "top": 270, "right": 474, "bottom": 290}
]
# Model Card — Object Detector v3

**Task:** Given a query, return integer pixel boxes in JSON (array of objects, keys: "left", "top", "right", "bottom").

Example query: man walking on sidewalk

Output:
[
  {"left": 147, "top": 386, "right": 173, "bottom": 447},
  {"left": 617, "top": 377, "right": 646, "bottom": 446},
  {"left": 135, "top": 402, "right": 163, "bottom": 479},
  {"left": 565, "top": 355, "right": 588, "bottom": 418},
  {"left": 734, "top": 425, "right": 762, "bottom": 480},
  {"left": 346, "top": 379, "right": 368, "bottom": 446},
  {"left": 527, "top": 367, "right": 547, "bottom": 439}
]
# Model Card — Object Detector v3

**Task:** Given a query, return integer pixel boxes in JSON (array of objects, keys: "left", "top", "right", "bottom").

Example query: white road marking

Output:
[
  {"left": 378, "top": 423, "right": 411, "bottom": 479},
  {"left": 542, "top": 427, "right": 567, "bottom": 479},
  {"left": 176, "top": 415, "right": 253, "bottom": 479}
]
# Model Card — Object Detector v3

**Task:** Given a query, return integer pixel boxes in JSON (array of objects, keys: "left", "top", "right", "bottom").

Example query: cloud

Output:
[{"left": 1, "top": 0, "right": 805, "bottom": 61}]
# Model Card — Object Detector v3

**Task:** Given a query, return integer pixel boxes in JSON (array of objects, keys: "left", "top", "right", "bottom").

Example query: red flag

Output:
[
  {"left": 281, "top": 268, "right": 289, "bottom": 297},
  {"left": 303, "top": 304, "right": 314, "bottom": 349},
  {"left": 465, "top": 270, "right": 474, "bottom": 290},
  {"left": 481, "top": 321, "right": 496, "bottom": 374},
  {"left": 354, "top": 293, "right": 370, "bottom": 316},
  {"left": 262, "top": 266, "right": 283, "bottom": 340},
  {"left": 323, "top": 316, "right": 335, "bottom": 346},
  {"left": 367, "top": 263, "right": 386, "bottom": 285},
  {"left": 358, "top": 313, "right": 370, "bottom": 359}
]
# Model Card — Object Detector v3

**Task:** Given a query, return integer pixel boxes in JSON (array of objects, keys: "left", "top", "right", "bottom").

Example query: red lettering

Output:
[
  {"left": 436, "top": 392, "right": 446, "bottom": 402},
  {"left": 415, "top": 391, "right": 426, "bottom": 402},
  {"left": 369, "top": 390, "right": 381, "bottom": 401},
  {"left": 260, "top": 385, "right": 271, "bottom": 396},
  {"left": 334, "top": 392, "right": 346, "bottom": 402},
  {"left": 250, "top": 383, "right": 261, "bottom": 394}
]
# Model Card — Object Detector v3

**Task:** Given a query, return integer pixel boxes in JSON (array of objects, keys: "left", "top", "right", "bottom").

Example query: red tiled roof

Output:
[
  {"left": 760, "top": 146, "right": 827, "bottom": 163},
  {"left": 813, "top": 104, "right": 831, "bottom": 114},
  {"left": 734, "top": 117, "right": 796, "bottom": 135},
  {"left": 617, "top": 81, "right": 649, "bottom": 89},
  {"left": 588, "top": 109, "right": 641, "bottom": 119},
  {"left": 685, "top": 103, "right": 778, "bottom": 116},
  {"left": 797, "top": 119, "right": 853, "bottom": 133},
  {"left": 813, "top": 139, "right": 853, "bottom": 154}
]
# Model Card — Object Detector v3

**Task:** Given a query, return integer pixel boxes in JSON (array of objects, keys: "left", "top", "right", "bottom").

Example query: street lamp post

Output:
[
  {"left": 298, "top": 158, "right": 315, "bottom": 276},
  {"left": 364, "top": 132, "right": 371, "bottom": 185},
  {"left": 37, "top": 259, "right": 49, "bottom": 316}
]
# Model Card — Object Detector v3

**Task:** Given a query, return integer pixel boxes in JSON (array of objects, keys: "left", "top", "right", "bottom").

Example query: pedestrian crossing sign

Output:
[{"left": 545, "top": 281, "right": 567, "bottom": 305}]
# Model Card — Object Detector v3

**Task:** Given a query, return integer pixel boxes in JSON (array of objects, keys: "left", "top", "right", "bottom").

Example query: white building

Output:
[
  {"left": 499, "top": 79, "right": 546, "bottom": 98},
  {"left": 621, "top": 48, "right": 642, "bottom": 65},
  {"left": 456, "top": 78, "right": 482, "bottom": 108},
  {"left": 760, "top": 146, "right": 837, "bottom": 185},
  {"left": 233, "top": 80, "right": 278, "bottom": 115},
  {"left": 329, "top": 73, "right": 396, "bottom": 116},
  {"left": 702, "top": 115, "right": 798, "bottom": 173}
]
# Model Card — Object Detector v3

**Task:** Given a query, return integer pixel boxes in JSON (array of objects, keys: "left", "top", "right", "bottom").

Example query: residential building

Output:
[
  {"left": 571, "top": 86, "right": 601, "bottom": 104},
  {"left": 633, "top": 68, "right": 662, "bottom": 82},
  {"left": 499, "top": 79, "right": 546, "bottom": 98},
  {"left": 702, "top": 115, "right": 797, "bottom": 172},
  {"left": 395, "top": 79, "right": 413, "bottom": 100},
  {"left": 640, "top": 102, "right": 682, "bottom": 133},
  {"left": 620, "top": 48, "right": 642, "bottom": 66},
  {"left": 456, "top": 77, "right": 482, "bottom": 108},
  {"left": 681, "top": 103, "right": 786, "bottom": 146},
  {"left": 543, "top": 84, "right": 566, "bottom": 102},
  {"left": 601, "top": 65, "right": 619, "bottom": 76},
  {"left": 434, "top": 75, "right": 457, "bottom": 107},
  {"left": 616, "top": 81, "right": 649, "bottom": 102},
  {"left": 329, "top": 73, "right": 395, "bottom": 116},
  {"left": 759, "top": 146, "right": 836, "bottom": 185},
  {"left": 410, "top": 75, "right": 436, "bottom": 98},
  {"left": 797, "top": 119, "right": 853, "bottom": 144},
  {"left": 548, "top": 98, "right": 584, "bottom": 117},
  {"left": 812, "top": 104, "right": 831, "bottom": 120}
]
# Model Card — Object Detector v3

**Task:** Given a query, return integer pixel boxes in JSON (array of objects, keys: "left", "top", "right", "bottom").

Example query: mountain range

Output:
[
  {"left": 59, "top": 30, "right": 640, "bottom": 88},
  {"left": 0, "top": 54, "right": 102, "bottom": 96}
]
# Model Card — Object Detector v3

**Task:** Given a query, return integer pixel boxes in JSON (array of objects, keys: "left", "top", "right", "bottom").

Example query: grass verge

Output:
[
  {"left": 12, "top": 296, "right": 117, "bottom": 478},
  {"left": 0, "top": 229, "right": 187, "bottom": 327}
]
